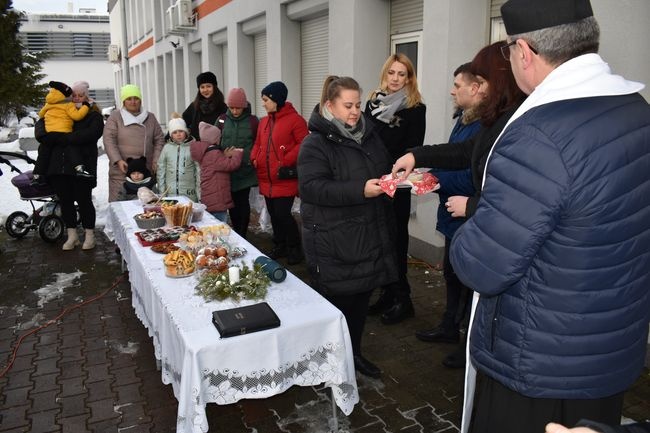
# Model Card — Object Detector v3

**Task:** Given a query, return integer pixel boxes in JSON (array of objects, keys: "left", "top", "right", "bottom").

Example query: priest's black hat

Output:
[{"left": 501, "top": 0, "right": 594, "bottom": 35}]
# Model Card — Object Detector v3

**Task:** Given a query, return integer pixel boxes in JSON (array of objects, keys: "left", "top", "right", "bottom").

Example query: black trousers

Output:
[
  {"left": 264, "top": 196, "right": 300, "bottom": 247},
  {"left": 326, "top": 290, "right": 373, "bottom": 355},
  {"left": 469, "top": 370, "right": 624, "bottom": 433},
  {"left": 229, "top": 187, "right": 251, "bottom": 239},
  {"left": 441, "top": 236, "right": 471, "bottom": 330},
  {"left": 381, "top": 187, "right": 411, "bottom": 298},
  {"left": 49, "top": 175, "right": 95, "bottom": 229}
]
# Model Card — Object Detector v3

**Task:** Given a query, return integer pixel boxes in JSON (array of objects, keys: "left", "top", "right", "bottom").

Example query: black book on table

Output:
[{"left": 212, "top": 302, "right": 280, "bottom": 338}]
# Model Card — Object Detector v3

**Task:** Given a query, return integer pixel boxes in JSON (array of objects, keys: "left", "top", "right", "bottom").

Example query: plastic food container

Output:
[
  {"left": 143, "top": 199, "right": 179, "bottom": 214},
  {"left": 192, "top": 203, "right": 207, "bottom": 222}
]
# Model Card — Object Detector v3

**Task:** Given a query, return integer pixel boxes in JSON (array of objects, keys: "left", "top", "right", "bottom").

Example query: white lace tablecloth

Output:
[{"left": 104, "top": 199, "right": 359, "bottom": 433}]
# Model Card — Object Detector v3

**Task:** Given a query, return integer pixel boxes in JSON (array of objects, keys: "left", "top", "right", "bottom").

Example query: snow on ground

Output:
[
  {"left": 0, "top": 129, "right": 11, "bottom": 142},
  {"left": 18, "top": 124, "right": 35, "bottom": 138},
  {"left": 0, "top": 138, "right": 22, "bottom": 153},
  {"left": 0, "top": 127, "right": 109, "bottom": 227},
  {"left": 34, "top": 271, "right": 84, "bottom": 308}
]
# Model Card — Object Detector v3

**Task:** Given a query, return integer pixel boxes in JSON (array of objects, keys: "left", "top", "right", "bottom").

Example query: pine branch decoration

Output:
[{"left": 195, "top": 262, "right": 270, "bottom": 302}]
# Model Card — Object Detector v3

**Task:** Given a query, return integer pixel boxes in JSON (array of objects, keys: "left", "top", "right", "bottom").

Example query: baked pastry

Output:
[
  {"left": 164, "top": 250, "right": 196, "bottom": 276},
  {"left": 151, "top": 243, "right": 180, "bottom": 254}
]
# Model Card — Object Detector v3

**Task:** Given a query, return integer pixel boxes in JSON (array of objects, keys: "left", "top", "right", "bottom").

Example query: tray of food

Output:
[
  {"left": 151, "top": 243, "right": 180, "bottom": 254},
  {"left": 195, "top": 246, "right": 230, "bottom": 274},
  {"left": 161, "top": 202, "right": 193, "bottom": 227},
  {"left": 163, "top": 249, "right": 196, "bottom": 277},
  {"left": 133, "top": 211, "right": 166, "bottom": 229},
  {"left": 143, "top": 199, "right": 179, "bottom": 213},
  {"left": 135, "top": 226, "right": 196, "bottom": 246}
]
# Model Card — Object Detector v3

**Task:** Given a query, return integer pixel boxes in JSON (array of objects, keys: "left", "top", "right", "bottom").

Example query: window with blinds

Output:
[
  {"left": 390, "top": 0, "right": 423, "bottom": 35},
  {"left": 91, "top": 89, "right": 116, "bottom": 110},
  {"left": 300, "top": 14, "right": 328, "bottom": 117},
  {"left": 20, "top": 32, "right": 111, "bottom": 59},
  {"left": 490, "top": 0, "right": 508, "bottom": 42}
]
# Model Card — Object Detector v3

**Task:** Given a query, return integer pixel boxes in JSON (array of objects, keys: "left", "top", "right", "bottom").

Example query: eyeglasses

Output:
[{"left": 500, "top": 39, "right": 538, "bottom": 61}]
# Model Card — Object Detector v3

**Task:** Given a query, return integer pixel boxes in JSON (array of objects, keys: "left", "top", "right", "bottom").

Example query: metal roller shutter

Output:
[
  {"left": 301, "top": 14, "right": 328, "bottom": 117},
  {"left": 222, "top": 45, "right": 228, "bottom": 95},
  {"left": 254, "top": 32, "right": 267, "bottom": 118},
  {"left": 390, "top": 0, "right": 423, "bottom": 35}
]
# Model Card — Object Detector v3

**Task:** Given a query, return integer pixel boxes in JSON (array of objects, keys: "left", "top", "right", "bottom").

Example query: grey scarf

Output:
[
  {"left": 367, "top": 88, "right": 408, "bottom": 126},
  {"left": 322, "top": 105, "right": 366, "bottom": 144}
]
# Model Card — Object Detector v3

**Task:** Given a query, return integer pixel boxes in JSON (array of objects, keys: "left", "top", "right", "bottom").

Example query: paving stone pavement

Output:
[{"left": 0, "top": 225, "right": 648, "bottom": 433}]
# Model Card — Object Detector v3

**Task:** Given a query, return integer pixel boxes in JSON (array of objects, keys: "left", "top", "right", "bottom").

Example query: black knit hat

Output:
[
  {"left": 501, "top": 0, "right": 594, "bottom": 35},
  {"left": 196, "top": 72, "right": 218, "bottom": 88},
  {"left": 49, "top": 81, "right": 72, "bottom": 97},
  {"left": 126, "top": 156, "right": 152, "bottom": 179},
  {"left": 261, "top": 81, "right": 288, "bottom": 108}
]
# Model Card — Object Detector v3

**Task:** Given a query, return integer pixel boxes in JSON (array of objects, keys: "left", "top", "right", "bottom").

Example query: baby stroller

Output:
[{"left": 1, "top": 151, "right": 75, "bottom": 243}]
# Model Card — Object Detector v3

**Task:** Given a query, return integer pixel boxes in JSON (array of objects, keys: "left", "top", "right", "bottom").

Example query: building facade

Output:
[
  {"left": 107, "top": 0, "right": 650, "bottom": 262},
  {"left": 18, "top": 10, "right": 115, "bottom": 109}
]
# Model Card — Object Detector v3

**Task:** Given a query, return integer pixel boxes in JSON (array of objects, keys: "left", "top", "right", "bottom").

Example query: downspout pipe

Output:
[{"left": 120, "top": 0, "right": 130, "bottom": 83}]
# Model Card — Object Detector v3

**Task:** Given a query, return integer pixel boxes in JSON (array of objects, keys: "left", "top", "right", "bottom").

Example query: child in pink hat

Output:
[{"left": 190, "top": 121, "right": 243, "bottom": 222}]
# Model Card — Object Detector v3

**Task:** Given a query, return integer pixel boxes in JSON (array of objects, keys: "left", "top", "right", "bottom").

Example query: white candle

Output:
[{"left": 228, "top": 266, "right": 240, "bottom": 284}]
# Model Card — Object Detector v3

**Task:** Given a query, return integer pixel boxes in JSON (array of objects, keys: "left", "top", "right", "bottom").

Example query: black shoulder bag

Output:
[{"left": 270, "top": 131, "right": 298, "bottom": 179}]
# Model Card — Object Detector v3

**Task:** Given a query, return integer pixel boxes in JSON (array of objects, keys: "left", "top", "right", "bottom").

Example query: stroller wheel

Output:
[
  {"left": 5, "top": 211, "right": 30, "bottom": 238},
  {"left": 38, "top": 215, "right": 64, "bottom": 243}
]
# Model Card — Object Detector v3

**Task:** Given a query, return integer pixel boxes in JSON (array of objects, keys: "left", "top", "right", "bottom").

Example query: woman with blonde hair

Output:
[
  {"left": 366, "top": 53, "right": 426, "bottom": 324},
  {"left": 298, "top": 75, "right": 398, "bottom": 378}
]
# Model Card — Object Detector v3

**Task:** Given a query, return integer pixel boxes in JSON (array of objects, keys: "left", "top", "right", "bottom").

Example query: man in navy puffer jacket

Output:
[{"left": 449, "top": 1, "right": 650, "bottom": 432}]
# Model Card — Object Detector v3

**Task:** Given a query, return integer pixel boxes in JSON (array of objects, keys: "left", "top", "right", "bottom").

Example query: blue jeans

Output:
[{"left": 210, "top": 211, "right": 228, "bottom": 222}]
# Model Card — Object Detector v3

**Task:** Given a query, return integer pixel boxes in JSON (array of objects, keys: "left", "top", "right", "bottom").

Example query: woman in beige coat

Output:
[{"left": 103, "top": 84, "right": 165, "bottom": 202}]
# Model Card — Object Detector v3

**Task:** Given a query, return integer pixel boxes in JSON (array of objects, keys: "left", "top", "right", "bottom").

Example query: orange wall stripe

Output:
[
  {"left": 195, "top": 0, "right": 232, "bottom": 20},
  {"left": 126, "top": 0, "right": 230, "bottom": 58},
  {"left": 128, "top": 37, "right": 154, "bottom": 58}
]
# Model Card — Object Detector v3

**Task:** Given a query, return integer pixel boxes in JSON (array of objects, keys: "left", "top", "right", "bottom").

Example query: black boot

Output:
[
  {"left": 286, "top": 245, "right": 304, "bottom": 265},
  {"left": 368, "top": 290, "right": 396, "bottom": 316},
  {"left": 353, "top": 355, "right": 381, "bottom": 378},
  {"left": 268, "top": 243, "right": 288, "bottom": 259},
  {"left": 380, "top": 297, "right": 414, "bottom": 325},
  {"left": 415, "top": 325, "right": 460, "bottom": 343},
  {"left": 442, "top": 343, "right": 466, "bottom": 369}
]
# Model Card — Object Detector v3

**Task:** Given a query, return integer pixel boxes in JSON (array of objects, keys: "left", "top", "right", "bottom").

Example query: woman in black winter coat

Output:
[
  {"left": 365, "top": 53, "right": 426, "bottom": 325},
  {"left": 298, "top": 76, "right": 398, "bottom": 378},
  {"left": 182, "top": 72, "right": 227, "bottom": 140},
  {"left": 43, "top": 81, "right": 104, "bottom": 250}
]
